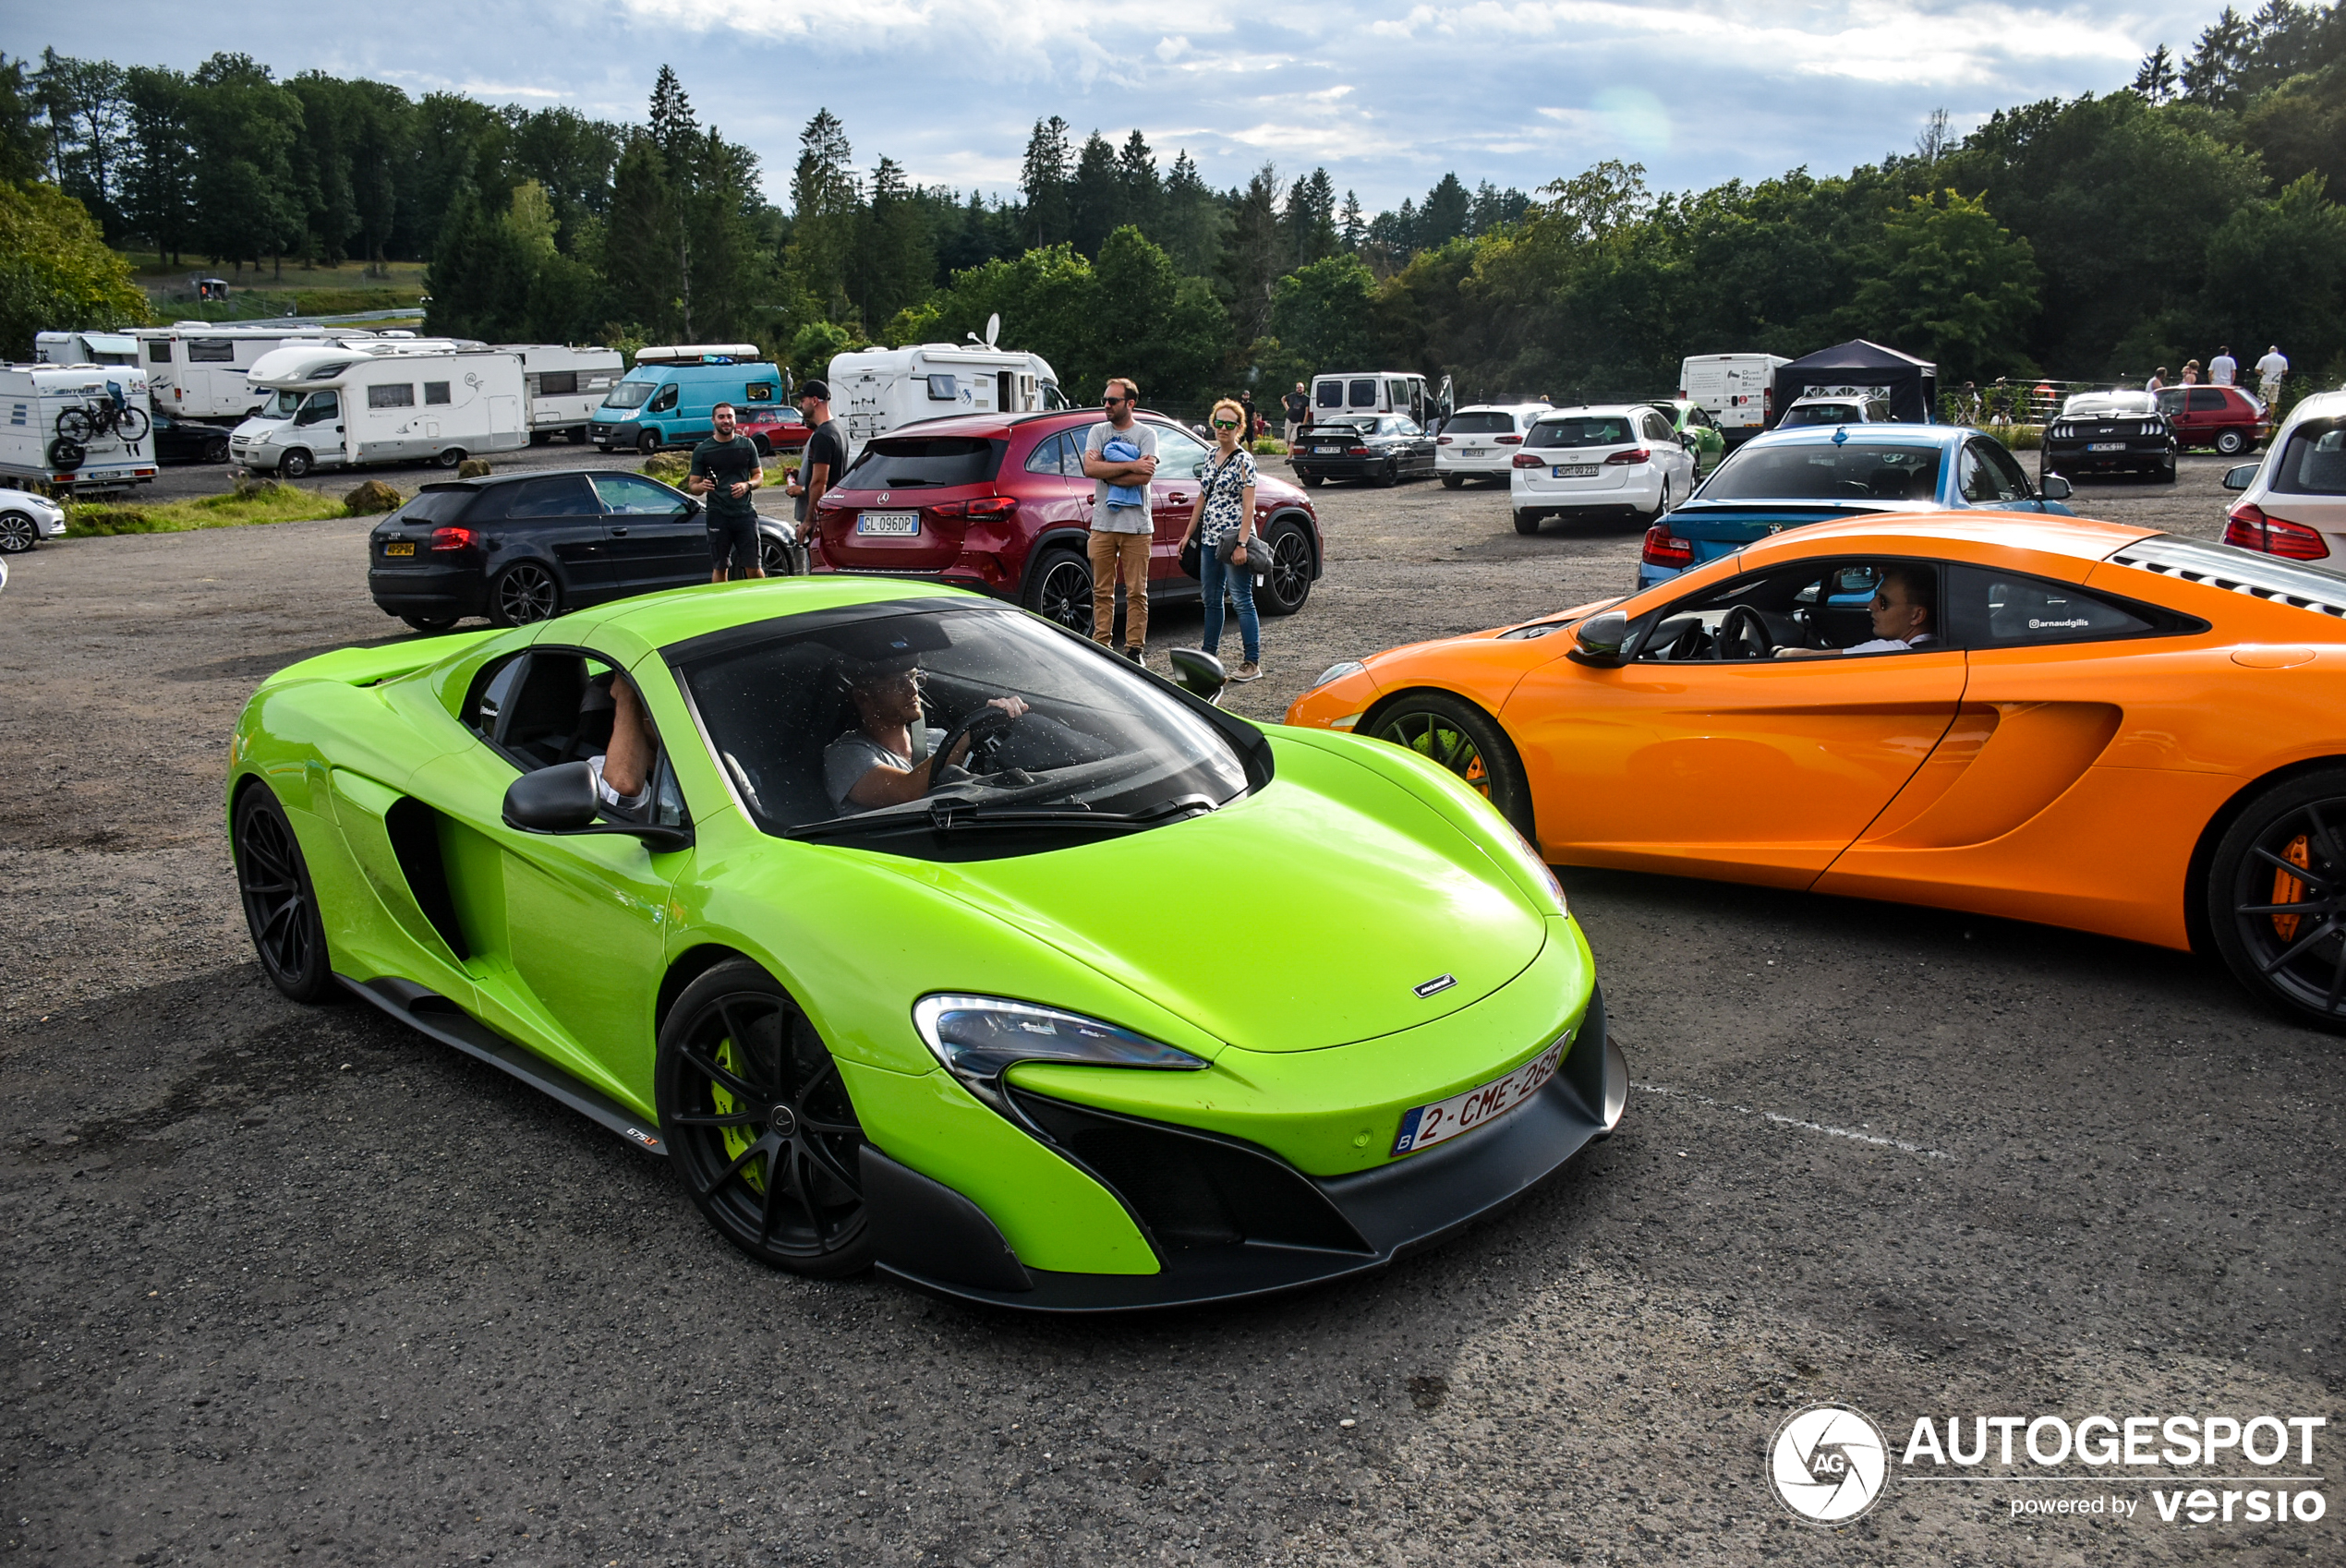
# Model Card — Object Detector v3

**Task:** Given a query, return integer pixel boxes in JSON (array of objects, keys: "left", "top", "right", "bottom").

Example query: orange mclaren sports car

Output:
[{"left": 1286, "top": 512, "right": 2346, "bottom": 1030}]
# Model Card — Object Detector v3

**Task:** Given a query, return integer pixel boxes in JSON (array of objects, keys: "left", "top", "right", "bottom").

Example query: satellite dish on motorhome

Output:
[{"left": 986, "top": 313, "right": 1000, "bottom": 349}]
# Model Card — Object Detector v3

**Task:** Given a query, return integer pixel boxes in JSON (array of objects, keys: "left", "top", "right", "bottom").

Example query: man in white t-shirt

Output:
[
  {"left": 1776, "top": 565, "right": 1938, "bottom": 658},
  {"left": 2256, "top": 345, "right": 2290, "bottom": 403},
  {"left": 2209, "top": 345, "right": 2237, "bottom": 386}
]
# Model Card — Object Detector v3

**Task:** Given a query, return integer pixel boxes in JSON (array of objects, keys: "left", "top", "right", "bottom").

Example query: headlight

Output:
[
  {"left": 1495, "top": 829, "right": 1569, "bottom": 919},
  {"left": 911, "top": 995, "right": 1208, "bottom": 1096},
  {"left": 1311, "top": 659, "right": 1366, "bottom": 691}
]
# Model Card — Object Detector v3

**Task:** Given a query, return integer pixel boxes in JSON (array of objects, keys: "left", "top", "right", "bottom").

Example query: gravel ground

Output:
[{"left": 4, "top": 455, "right": 2339, "bottom": 1567}]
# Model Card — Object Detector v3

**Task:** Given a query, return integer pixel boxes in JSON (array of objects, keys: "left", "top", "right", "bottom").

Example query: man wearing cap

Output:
[{"left": 785, "top": 380, "right": 847, "bottom": 535}]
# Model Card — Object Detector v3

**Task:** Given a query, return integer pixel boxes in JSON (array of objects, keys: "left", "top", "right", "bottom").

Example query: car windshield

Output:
[
  {"left": 1527, "top": 416, "right": 1633, "bottom": 449},
  {"left": 838, "top": 436, "right": 1003, "bottom": 490},
  {"left": 601, "top": 380, "right": 655, "bottom": 410},
  {"left": 678, "top": 606, "right": 1251, "bottom": 854},
  {"left": 2062, "top": 392, "right": 2158, "bottom": 416},
  {"left": 1445, "top": 412, "right": 1518, "bottom": 435},
  {"left": 1700, "top": 442, "right": 1945, "bottom": 501}
]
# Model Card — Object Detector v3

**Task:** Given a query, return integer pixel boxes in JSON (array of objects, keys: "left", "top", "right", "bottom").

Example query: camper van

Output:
[
  {"left": 34, "top": 331, "right": 141, "bottom": 367},
  {"left": 123, "top": 325, "right": 406, "bottom": 425},
  {"left": 1309, "top": 371, "right": 1451, "bottom": 432},
  {"left": 827, "top": 340, "right": 1065, "bottom": 463},
  {"left": 0, "top": 362, "right": 160, "bottom": 493},
  {"left": 510, "top": 344, "right": 624, "bottom": 443},
  {"left": 1679, "top": 353, "right": 1794, "bottom": 445},
  {"left": 587, "top": 344, "right": 783, "bottom": 454},
  {"left": 230, "top": 344, "right": 527, "bottom": 477}
]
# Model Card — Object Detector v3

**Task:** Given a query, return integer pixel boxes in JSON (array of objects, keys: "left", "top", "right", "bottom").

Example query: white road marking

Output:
[{"left": 1630, "top": 1081, "right": 1953, "bottom": 1160}]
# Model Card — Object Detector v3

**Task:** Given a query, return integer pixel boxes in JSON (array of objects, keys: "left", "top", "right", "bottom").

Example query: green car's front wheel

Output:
[{"left": 657, "top": 959, "right": 874, "bottom": 1276}]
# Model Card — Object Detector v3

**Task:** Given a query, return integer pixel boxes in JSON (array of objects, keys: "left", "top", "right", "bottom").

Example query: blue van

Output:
[{"left": 587, "top": 344, "right": 783, "bottom": 454}]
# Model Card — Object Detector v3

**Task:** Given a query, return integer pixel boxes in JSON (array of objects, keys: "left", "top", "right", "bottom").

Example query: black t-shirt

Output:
[
  {"left": 797, "top": 419, "right": 848, "bottom": 522},
  {"left": 690, "top": 435, "right": 762, "bottom": 525},
  {"left": 1283, "top": 392, "right": 1309, "bottom": 423}
]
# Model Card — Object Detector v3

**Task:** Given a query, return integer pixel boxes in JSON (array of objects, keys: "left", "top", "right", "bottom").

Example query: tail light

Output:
[
  {"left": 1496, "top": 434, "right": 1522, "bottom": 444},
  {"left": 2224, "top": 503, "right": 2329, "bottom": 560},
  {"left": 1642, "top": 525, "right": 1694, "bottom": 569},
  {"left": 428, "top": 525, "right": 477, "bottom": 551},
  {"left": 1436, "top": 436, "right": 1453, "bottom": 445},
  {"left": 1512, "top": 452, "right": 1544, "bottom": 468},
  {"left": 933, "top": 496, "right": 1017, "bottom": 520},
  {"left": 1604, "top": 448, "right": 1651, "bottom": 465},
  {"left": 1348, "top": 445, "right": 1371, "bottom": 456},
  {"left": 1763, "top": 387, "right": 1774, "bottom": 416}
]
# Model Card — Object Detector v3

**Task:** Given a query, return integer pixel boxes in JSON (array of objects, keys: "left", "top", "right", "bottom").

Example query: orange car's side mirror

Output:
[{"left": 1570, "top": 610, "right": 1632, "bottom": 667}]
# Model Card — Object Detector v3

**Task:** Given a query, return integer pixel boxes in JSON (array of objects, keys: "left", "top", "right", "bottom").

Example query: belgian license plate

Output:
[
  {"left": 1390, "top": 1040, "right": 1566, "bottom": 1156},
  {"left": 856, "top": 512, "right": 919, "bottom": 537},
  {"left": 2087, "top": 441, "right": 2125, "bottom": 452},
  {"left": 1554, "top": 463, "right": 1599, "bottom": 478},
  {"left": 383, "top": 540, "right": 415, "bottom": 556}
]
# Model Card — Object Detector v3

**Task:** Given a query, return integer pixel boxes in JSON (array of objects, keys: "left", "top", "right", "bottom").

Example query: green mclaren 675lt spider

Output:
[{"left": 226, "top": 577, "right": 1624, "bottom": 1309}]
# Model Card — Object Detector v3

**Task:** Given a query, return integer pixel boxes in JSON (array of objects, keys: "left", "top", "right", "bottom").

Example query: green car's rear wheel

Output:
[
  {"left": 1365, "top": 691, "right": 1535, "bottom": 838},
  {"left": 234, "top": 783, "right": 337, "bottom": 1003},
  {"left": 657, "top": 959, "right": 873, "bottom": 1275}
]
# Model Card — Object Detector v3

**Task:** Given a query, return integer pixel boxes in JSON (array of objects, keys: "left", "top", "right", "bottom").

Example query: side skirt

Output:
[{"left": 336, "top": 972, "right": 667, "bottom": 1157}]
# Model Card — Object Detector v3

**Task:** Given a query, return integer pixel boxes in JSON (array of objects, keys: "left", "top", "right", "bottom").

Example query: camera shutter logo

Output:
[{"left": 1769, "top": 1404, "right": 1888, "bottom": 1524}]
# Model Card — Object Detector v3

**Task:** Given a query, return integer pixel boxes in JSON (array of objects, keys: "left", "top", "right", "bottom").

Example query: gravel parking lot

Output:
[{"left": 3, "top": 454, "right": 2337, "bottom": 1567}]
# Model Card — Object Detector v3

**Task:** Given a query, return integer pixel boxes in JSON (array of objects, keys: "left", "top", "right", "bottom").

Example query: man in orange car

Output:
[{"left": 1777, "top": 564, "right": 1937, "bottom": 657}]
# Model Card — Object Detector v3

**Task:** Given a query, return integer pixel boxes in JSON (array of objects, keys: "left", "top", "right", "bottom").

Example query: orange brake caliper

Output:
[{"left": 2273, "top": 834, "right": 2312, "bottom": 942}]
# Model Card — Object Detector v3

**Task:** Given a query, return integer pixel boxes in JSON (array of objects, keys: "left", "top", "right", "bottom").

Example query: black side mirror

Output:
[
  {"left": 1570, "top": 610, "right": 1633, "bottom": 667},
  {"left": 1167, "top": 647, "right": 1228, "bottom": 706},
  {"left": 503, "top": 761, "right": 693, "bottom": 851},
  {"left": 2223, "top": 463, "right": 2260, "bottom": 491},
  {"left": 2038, "top": 473, "right": 2074, "bottom": 501}
]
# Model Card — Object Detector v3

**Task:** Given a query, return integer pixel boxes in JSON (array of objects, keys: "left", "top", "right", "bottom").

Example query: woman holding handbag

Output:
[{"left": 1183, "top": 398, "right": 1264, "bottom": 681}]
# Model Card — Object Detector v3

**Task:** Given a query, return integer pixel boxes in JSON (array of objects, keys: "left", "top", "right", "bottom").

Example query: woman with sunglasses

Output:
[{"left": 1182, "top": 398, "right": 1264, "bottom": 681}]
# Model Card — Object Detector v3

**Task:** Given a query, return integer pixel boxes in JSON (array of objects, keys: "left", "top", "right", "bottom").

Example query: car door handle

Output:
[
  {"left": 1167, "top": 492, "right": 1190, "bottom": 504},
  {"left": 610, "top": 526, "right": 629, "bottom": 536}
]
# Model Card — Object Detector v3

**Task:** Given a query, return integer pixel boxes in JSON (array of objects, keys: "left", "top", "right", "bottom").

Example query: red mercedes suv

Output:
[{"left": 807, "top": 409, "right": 1324, "bottom": 632}]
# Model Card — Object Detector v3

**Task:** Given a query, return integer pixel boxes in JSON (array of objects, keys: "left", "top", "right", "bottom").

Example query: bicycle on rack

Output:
[{"left": 54, "top": 390, "right": 151, "bottom": 447}]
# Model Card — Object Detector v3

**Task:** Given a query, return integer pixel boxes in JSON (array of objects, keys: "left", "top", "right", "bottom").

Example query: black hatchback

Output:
[{"left": 369, "top": 469, "right": 771, "bottom": 633}]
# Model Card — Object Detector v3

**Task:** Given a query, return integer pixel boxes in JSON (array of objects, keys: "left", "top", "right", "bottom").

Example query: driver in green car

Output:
[{"left": 826, "top": 655, "right": 1030, "bottom": 813}]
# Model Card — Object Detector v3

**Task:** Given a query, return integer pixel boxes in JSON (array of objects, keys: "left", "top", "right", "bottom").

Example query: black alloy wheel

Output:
[
  {"left": 279, "top": 449, "right": 313, "bottom": 479},
  {"left": 1025, "top": 547, "right": 1093, "bottom": 635},
  {"left": 656, "top": 959, "right": 872, "bottom": 1276},
  {"left": 2210, "top": 769, "right": 2346, "bottom": 1031},
  {"left": 0, "top": 512, "right": 36, "bottom": 553},
  {"left": 1257, "top": 520, "right": 1313, "bottom": 617},
  {"left": 233, "top": 784, "right": 337, "bottom": 1003},
  {"left": 401, "top": 613, "right": 459, "bottom": 633},
  {"left": 1374, "top": 459, "right": 1400, "bottom": 488},
  {"left": 490, "top": 561, "right": 562, "bottom": 626},
  {"left": 758, "top": 533, "right": 799, "bottom": 576},
  {"left": 202, "top": 437, "right": 230, "bottom": 464},
  {"left": 1365, "top": 691, "right": 1535, "bottom": 838}
]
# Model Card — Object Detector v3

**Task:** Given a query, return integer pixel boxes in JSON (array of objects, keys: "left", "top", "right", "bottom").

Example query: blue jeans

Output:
[{"left": 1200, "top": 540, "right": 1260, "bottom": 663}]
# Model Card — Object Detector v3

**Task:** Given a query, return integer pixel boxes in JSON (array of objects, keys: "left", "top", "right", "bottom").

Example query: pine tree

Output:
[
  {"left": 791, "top": 107, "right": 857, "bottom": 319},
  {"left": 1337, "top": 189, "right": 1365, "bottom": 252},
  {"left": 1420, "top": 173, "right": 1470, "bottom": 247},
  {"left": 1069, "top": 129, "right": 1118, "bottom": 256},
  {"left": 1160, "top": 150, "right": 1221, "bottom": 276},
  {"left": 2183, "top": 6, "right": 2257, "bottom": 109},
  {"left": 2132, "top": 43, "right": 2179, "bottom": 103},
  {"left": 604, "top": 132, "right": 679, "bottom": 334},
  {"left": 1020, "top": 115, "right": 1070, "bottom": 247},
  {"left": 1116, "top": 129, "right": 1160, "bottom": 240},
  {"left": 647, "top": 66, "right": 698, "bottom": 177}
]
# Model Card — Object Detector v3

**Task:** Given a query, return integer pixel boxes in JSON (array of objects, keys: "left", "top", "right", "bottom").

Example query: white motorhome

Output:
[
  {"left": 122, "top": 324, "right": 396, "bottom": 425},
  {"left": 827, "top": 335, "right": 1066, "bottom": 462},
  {"left": 0, "top": 362, "right": 159, "bottom": 493},
  {"left": 505, "top": 344, "right": 625, "bottom": 443},
  {"left": 1679, "top": 353, "right": 1793, "bottom": 445},
  {"left": 34, "top": 331, "right": 141, "bottom": 367},
  {"left": 230, "top": 344, "right": 527, "bottom": 477}
]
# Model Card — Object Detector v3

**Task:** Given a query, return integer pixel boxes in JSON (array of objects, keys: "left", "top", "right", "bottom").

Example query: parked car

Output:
[
  {"left": 2156, "top": 384, "right": 2270, "bottom": 455},
  {"left": 808, "top": 408, "right": 1324, "bottom": 630},
  {"left": 1510, "top": 404, "right": 1699, "bottom": 536},
  {"left": 2219, "top": 389, "right": 2346, "bottom": 561},
  {"left": 1639, "top": 424, "right": 2074, "bottom": 587},
  {"left": 0, "top": 486, "right": 67, "bottom": 552},
  {"left": 1639, "top": 399, "right": 1726, "bottom": 473},
  {"left": 1778, "top": 393, "right": 1893, "bottom": 427},
  {"left": 736, "top": 404, "right": 813, "bottom": 458},
  {"left": 1435, "top": 403, "right": 1550, "bottom": 488},
  {"left": 364, "top": 468, "right": 799, "bottom": 633},
  {"left": 149, "top": 410, "right": 231, "bottom": 465},
  {"left": 2042, "top": 391, "right": 2176, "bottom": 483},
  {"left": 588, "top": 345, "right": 785, "bottom": 455},
  {"left": 1288, "top": 414, "right": 1438, "bottom": 488}
]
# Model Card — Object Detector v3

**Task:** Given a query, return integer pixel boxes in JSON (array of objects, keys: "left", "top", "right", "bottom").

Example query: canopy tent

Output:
[{"left": 1768, "top": 340, "right": 1937, "bottom": 426}]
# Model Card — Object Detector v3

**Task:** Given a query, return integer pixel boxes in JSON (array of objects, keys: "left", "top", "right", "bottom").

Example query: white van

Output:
[
  {"left": 0, "top": 362, "right": 159, "bottom": 493},
  {"left": 827, "top": 341, "right": 1066, "bottom": 463},
  {"left": 1311, "top": 371, "right": 1451, "bottom": 431},
  {"left": 505, "top": 344, "right": 624, "bottom": 443},
  {"left": 1679, "top": 353, "right": 1793, "bottom": 444},
  {"left": 231, "top": 344, "right": 527, "bottom": 477}
]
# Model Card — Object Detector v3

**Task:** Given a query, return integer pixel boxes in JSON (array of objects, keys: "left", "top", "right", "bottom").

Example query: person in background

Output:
[
  {"left": 1282, "top": 381, "right": 1310, "bottom": 446},
  {"left": 1238, "top": 388, "right": 1260, "bottom": 442},
  {"left": 2146, "top": 367, "right": 2167, "bottom": 393},
  {"left": 688, "top": 401, "right": 765, "bottom": 583},
  {"left": 1181, "top": 398, "right": 1264, "bottom": 683},
  {"left": 784, "top": 380, "right": 845, "bottom": 537},
  {"left": 2210, "top": 345, "right": 2238, "bottom": 386},
  {"left": 2257, "top": 345, "right": 2290, "bottom": 404},
  {"left": 1080, "top": 378, "right": 1157, "bottom": 662},
  {"left": 2181, "top": 359, "right": 2202, "bottom": 386}
]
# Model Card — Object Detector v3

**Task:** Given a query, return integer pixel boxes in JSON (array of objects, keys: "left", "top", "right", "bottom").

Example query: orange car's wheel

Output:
[
  {"left": 1364, "top": 692, "right": 1535, "bottom": 839},
  {"left": 2209, "top": 767, "right": 2346, "bottom": 1032}
]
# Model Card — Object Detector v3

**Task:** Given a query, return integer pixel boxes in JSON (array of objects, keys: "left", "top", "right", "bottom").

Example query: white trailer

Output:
[
  {"left": 0, "top": 362, "right": 159, "bottom": 494},
  {"left": 230, "top": 344, "right": 527, "bottom": 478},
  {"left": 33, "top": 331, "right": 141, "bottom": 367},
  {"left": 503, "top": 344, "right": 624, "bottom": 442},
  {"left": 1679, "top": 353, "right": 1793, "bottom": 445},
  {"left": 827, "top": 333, "right": 1065, "bottom": 463},
  {"left": 112, "top": 324, "right": 381, "bottom": 424}
]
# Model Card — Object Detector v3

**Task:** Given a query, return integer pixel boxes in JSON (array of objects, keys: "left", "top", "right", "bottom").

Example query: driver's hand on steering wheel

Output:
[{"left": 944, "top": 695, "right": 1030, "bottom": 765}]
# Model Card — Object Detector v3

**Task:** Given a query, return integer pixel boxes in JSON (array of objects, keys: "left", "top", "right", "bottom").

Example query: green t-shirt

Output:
[{"left": 690, "top": 435, "right": 762, "bottom": 525}]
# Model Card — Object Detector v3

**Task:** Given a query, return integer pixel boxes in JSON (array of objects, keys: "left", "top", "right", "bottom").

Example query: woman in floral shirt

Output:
[{"left": 1181, "top": 398, "right": 1263, "bottom": 681}]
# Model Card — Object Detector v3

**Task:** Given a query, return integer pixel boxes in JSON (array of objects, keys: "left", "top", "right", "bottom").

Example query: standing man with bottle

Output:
[
  {"left": 1080, "top": 378, "right": 1157, "bottom": 663},
  {"left": 784, "top": 380, "right": 846, "bottom": 558},
  {"left": 688, "top": 402, "right": 765, "bottom": 583}
]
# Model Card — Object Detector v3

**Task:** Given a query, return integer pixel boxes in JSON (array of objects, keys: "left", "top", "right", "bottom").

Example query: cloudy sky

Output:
[{"left": 22, "top": 1, "right": 2226, "bottom": 211}]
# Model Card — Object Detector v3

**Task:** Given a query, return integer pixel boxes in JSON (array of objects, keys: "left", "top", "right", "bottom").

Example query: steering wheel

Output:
[
  {"left": 924, "top": 706, "right": 1016, "bottom": 792},
  {"left": 1720, "top": 605, "right": 1776, "bottom": 660}
]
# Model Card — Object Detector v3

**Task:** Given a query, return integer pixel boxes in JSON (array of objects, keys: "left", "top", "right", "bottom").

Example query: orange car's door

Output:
[{"left": 1508, "top": 646, "right": 1966, "bottom": 887}]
